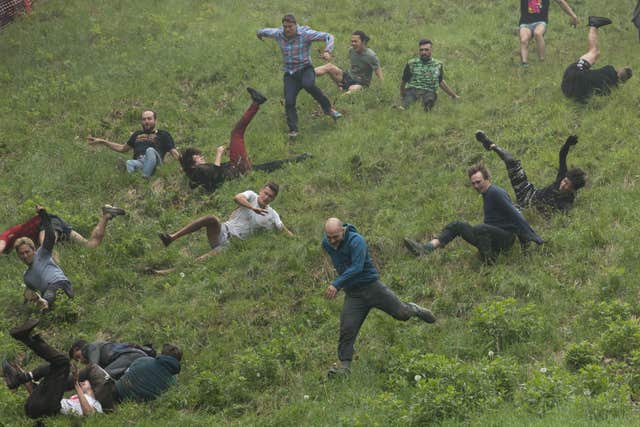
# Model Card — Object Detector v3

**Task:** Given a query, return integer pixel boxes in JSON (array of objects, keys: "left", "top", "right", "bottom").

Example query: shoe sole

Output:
[
  {"left": 103, "top": 206, "right": 126, "bottom": 217},
  {"left": 403, "top": 238, "right": 424, "bottom": 257}
]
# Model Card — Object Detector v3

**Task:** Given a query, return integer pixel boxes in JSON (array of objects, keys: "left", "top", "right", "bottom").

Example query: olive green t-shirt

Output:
[{"left": 348, "top": 47, "right": 380, "bottom": 86}]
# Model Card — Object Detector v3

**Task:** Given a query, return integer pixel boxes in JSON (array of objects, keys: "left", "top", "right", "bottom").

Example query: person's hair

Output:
[
  {"left": 14, "top": 237, "right": 35, "bottom": 252},
  {"left": 620, "top": 67, "right": 633, "bottom": 82},
  {"left": 419, "top": 38, "right": 432, "bottom": 46},
  {"left": 180, "top": 147, "right": 202, "bottom": 174},
  {"left": 282, "top": 14, "right": 296, "bottom": 24},
  {"left": 352, "top": 30, "right": 370, "bottom": 44},
  {"left": 264, "top": 181, "right": 280, "bottom": 196},
  {"left": 161, "top": 343, "right": 183, "bottom": 362},
  {"left": 565, "top": 168, "right": 586, "bottom": 190},
  {"left": 467, "top": 164, "right": 491, "bottom": 180},
  {"left": 68, "top": 340, "right": 88, "bottom": 359}
]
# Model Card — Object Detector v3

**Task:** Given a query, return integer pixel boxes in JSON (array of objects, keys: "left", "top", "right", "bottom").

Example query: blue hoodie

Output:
[
  {"left": 115, "top": 355, "right": 180, "bottom": 402},
  {"left": 322, "top": 224, "right": 379, "bottom": 290}
]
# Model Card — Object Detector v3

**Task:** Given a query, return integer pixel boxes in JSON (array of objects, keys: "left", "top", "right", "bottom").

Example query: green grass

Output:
[{"left": 1, "top": 0, "right": 640, "bottom": 425}]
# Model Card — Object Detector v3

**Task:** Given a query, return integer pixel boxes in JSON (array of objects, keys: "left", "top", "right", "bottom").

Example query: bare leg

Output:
[
  {"left": 345, "top": 84, "right": 364, "bottom": 94},
  {"left": 314, "top": 63, "right": 343, "bottom": 85},
  {"left": 533, "top": 24, "right": 546, "bottom": 60},
  {"left": 166, "top": 215, "right": 221, "bottom": 247},
  {"left": 69, "top": 214, "right": 113, "bottom": 249},
  {"left": 427, "top": 238, "right": 441, "bottom": 249},
  {"left": 580, "top": 27, "right": 600, "bottom": 66},
  {"left": 519, "top": 27, "right": 532, "bottom": 64}
]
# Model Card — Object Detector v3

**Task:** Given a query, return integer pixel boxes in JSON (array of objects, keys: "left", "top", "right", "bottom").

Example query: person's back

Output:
[{"left": 115, "top": 355, "right": 180, "bottom": 401}]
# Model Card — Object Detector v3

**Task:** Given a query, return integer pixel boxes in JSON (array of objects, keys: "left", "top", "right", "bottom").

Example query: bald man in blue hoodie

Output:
[{"left": 322, "top": 217, "right": 436, "bottom": 377}]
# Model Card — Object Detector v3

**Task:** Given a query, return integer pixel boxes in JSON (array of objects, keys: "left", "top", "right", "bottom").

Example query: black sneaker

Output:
[
  {"left": 327, "top": 363, "right": 350, "bottom": 378},
  {"left": 9, "top": 318, "right": 40, "bottom": 340},
  {"left": 159, "top": 233, "right": 172, "bottom": 247},
  {"left": 403, "top": 238, "right": 425, "bottom": 257},
  {"left": 2, "top": 360, "right": 25, "bottom": 390},
  {"left": 475, "top": 131, "right": 493, "bottom": 151},
  {"left": 247, "top": 87, "right": 267, "bottom": 105},
  {"left": 588, "top": 16, "right": 611, "bottom": 28},
  {"left": 102, "top": 205, "right": 126, "bottom": 217},
  {"left": 58, "top": 281, "right": 75, "bottom": 299},
  {"left": 409, "top": 303, "right": 436, "bottom": 323}
]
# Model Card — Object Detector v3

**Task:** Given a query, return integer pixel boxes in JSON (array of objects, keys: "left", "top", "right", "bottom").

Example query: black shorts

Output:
[
  {"left": 561, "top": 59, "right": 591, "bottom": 99},
  {"left": 339, "top": 72, "right": 367, "bottom": 90},
  {"left": 42, "top": 215, "right": 73, "bottom": 241}
]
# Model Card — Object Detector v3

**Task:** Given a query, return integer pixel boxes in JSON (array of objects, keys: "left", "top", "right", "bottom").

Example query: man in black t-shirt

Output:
[
  {"left": 561, "top": 17, "right": 632, "bottom": 101},
  {"left": 88, "top": 110, "right": 180, "bottom": 177}
]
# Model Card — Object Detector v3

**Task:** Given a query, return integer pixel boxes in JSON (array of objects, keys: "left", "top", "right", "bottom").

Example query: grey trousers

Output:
[{"left": 338, "top": 280, "right": 416, "bottom": 361}]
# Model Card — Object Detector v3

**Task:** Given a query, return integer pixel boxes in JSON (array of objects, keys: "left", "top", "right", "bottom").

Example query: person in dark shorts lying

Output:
[{"left": 561, "top": 16, "right": 632, "bottom": 101}]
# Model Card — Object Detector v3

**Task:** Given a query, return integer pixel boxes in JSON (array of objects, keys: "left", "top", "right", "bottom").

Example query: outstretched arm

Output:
[
  {"left": 280, "top": 224, "right": 294, "bottom": 237},
  {"left": 375, "top": 68, "right": 384, "bottom": 81},
  {"left": 558, "top": 135, "right": 577, "bottom": 177},
  {"left": 256, "top": 27, "right": 280, "bottom": 41},
  {"left": 87, "top": 136, "right": 131, "bottom": 153},
  {"left": 439, "top": 80, "right": 460, "bottom": 99},
  {"left": 555, "top": 0, "right": 578, "bottom": 27}
]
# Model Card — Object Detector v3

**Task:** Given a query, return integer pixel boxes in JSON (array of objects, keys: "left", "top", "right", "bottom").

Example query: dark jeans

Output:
[
  {"left": 402, "top": 88, "right": 437, "bottom": 111},
  {"left": 283, "top": 66, "right": 332, "bottom": 132},
  {"left": 339, "top": 280, "right": 416, "bottom": 361},
  {"left": 437, "top": 221, "right": 515, "bottom": 261},
  {"left": 42, "top": 280, "right": 73, "bottom": 306},
  {"left": 503, "top": 157, "right": 537, "bottom": 208},
  {"left": 18, "top": 335, "right": 70, "bottom": 419}
]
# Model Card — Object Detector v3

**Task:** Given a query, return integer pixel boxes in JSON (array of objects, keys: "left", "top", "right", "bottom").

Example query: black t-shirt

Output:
[
  {"left": 520, "top": 0, "right": 550, "bottom": 25},
  {"left": 187, "top": 163, "right": 240, "bottom": 192},
  {"left": 126, "top": 129, "right": 175, "bottom": 160},
  {"left": 585, "top": 65, "right": 619, "bottom": 96}
]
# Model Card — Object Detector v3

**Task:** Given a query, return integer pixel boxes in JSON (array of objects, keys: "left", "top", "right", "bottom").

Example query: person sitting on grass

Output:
[
  {"left": 2, "top": 319, "right": 103, "bottom": 418},
  {"left": 180, "top": 87, "right": 311, "bottom": 192},
  {"left": 0, "top": 204, "right": 126, "bottom": 255},
  {"left": 315, "top": 30, "right": 384, "bottom": 95},
  {"left": 153, "top": 182, "right": 292, "bottom": 274},
  {"left": 87, "top": 110, "right": 180, "bottom": 177},
  {"left": 476, "top": 131, "right": 585, "bottom": 214},
  {"left": 561, "top": 16, "right": 632, "bottom": 101},
  {"left": 69, "top": 340, "right": 156, "bottom": 380},
  {"left": 403, "top": 164, "right": 543, "bottom": 263}
]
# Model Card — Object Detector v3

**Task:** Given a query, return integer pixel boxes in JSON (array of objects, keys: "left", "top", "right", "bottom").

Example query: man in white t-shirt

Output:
[{"left": 157, "top": 182, "right": 292, "bottom": 268}]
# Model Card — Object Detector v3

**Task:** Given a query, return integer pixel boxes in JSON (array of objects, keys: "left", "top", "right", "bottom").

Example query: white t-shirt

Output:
[
  {"left": 60, "top": 394, "right": 103, "bottom": 416},
  {"left": 224, "top": 190, "right": 283, "bottom": 240}
]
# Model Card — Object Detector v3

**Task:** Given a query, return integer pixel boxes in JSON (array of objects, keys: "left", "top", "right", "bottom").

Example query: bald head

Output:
[{"left": 325, "top": 217, "right": 345, "bottom": 248}]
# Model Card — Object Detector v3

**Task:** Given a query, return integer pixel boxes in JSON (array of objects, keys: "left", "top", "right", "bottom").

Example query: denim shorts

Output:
[
  {"left": 210, "top": 223, "right": 231, "bottom": 250},
  {"left": 519, "top": 21, "right": 546, "bottom": 34}
]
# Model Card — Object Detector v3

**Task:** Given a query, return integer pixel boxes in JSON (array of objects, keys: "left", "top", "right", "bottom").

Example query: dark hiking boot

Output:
[
  {"left": 327, "top": 363, "right": 350, "bottom": 378},
  {"left": 588, "top": 16, "right": 611, "bottom": 28},
  {"left": 475, "top": 131, "right": 494, "bottom": 151},
  {"left": 159, "top": 233, "right": 172, "bottom": 247},
  {"left": 9, "top": 318, "right": 40, "bottom": 340},
  {"left": 247, "top": 87, "right": 267, "bottom": 105},
  {"left": 409, "top": 303, "right": 437, "bottom": 323},
  {"left": 2, "top": 360, "right": 27, "bottom": 390},
  {"left": 404, "top": 238, "right": 426, "bottom": 257},
  {"left": 102, "top": 205, "right": 126, "bottom": 218}
]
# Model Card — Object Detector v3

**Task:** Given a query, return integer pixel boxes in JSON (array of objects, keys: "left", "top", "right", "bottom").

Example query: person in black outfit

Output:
[
  {"left": 561, "top": 16, "right": 632, "bottom": 102},
  {"left": 404, "top": 164, "right": 543, "bottom": 262},
  {"left": 180, "top": 87, "right": 310, "bottom": 192},
  {"left": 475, "top": 131, "right": 585, "bottom": 214}
]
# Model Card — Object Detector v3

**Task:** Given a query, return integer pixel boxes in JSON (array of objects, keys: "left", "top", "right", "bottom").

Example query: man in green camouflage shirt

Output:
[{"left": 400, "top": 39, "right": 460, "bottom": 111}]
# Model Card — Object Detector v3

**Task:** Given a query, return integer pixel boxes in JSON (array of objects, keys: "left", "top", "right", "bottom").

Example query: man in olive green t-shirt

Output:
[
  {"left": 400, "top": 39, "right": 460, "bottom": 111},
  {"left": 315, "top": 30, "right": 384, "bottom": 94}
]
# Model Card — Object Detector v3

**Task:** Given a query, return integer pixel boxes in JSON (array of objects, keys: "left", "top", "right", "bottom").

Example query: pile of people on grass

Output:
[{"left": 1, "top": 6, "right": 634, "bottom": 419}]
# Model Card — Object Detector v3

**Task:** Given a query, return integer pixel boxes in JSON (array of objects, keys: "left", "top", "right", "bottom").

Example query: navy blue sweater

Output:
[
  {"left": 322, "top": 224, "right": 379, "bottom": 290},
  {"left": 482, "top": 185, "right": 543, "bottom": 244}
]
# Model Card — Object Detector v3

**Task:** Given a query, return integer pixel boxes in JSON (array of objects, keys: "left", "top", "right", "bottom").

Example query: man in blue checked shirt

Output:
[{"left": 257, "top": 14, "right": 342, "bottom": 138}]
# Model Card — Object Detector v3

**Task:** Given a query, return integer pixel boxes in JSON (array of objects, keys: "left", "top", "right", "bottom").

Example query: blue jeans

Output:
[
  {"left": 126, "top": 147, "right": 162, "bottom": 177},
  {"left": 283, "top": 66, "right": 332, "bottom": 132}
]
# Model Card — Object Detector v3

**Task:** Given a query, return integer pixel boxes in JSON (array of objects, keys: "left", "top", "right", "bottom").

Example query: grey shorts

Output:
[
  {"left": 519, "top": 21, "right": 546, "bottom": 34},
  {"left": 210, "top": 223, "right": 231, "bottom": 250}
]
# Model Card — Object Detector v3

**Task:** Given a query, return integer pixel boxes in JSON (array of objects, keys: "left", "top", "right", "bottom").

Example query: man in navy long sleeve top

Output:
[
  {"left": 322, "top": 218, "right": 435, "bottom": 377},
  {"left": 404, "top": 164, "right": 543, "bottom": 262}
]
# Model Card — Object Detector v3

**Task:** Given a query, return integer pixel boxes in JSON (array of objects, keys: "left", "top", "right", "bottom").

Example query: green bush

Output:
[
  {"left": 600, "top": 319, "right": 640, "bottom": 359},
  {"left": 565, "top": 341, "right": 600, "bottom": 372},
  {"left": 469, "top": 297, "right": 543, "bottom": 352},
  {"left": 515, "top": 368, "right": 573, "bottom": 415}
]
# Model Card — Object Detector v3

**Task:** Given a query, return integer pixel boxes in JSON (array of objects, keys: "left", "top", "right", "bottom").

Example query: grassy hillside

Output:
[{"left": 1, "top": 0, "right": 639, "bottom": 425}]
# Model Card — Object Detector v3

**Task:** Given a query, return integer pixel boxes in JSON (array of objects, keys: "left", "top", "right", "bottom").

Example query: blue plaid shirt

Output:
[{"left": 257, "top": 25, "right": 334, "bottom": 74}]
